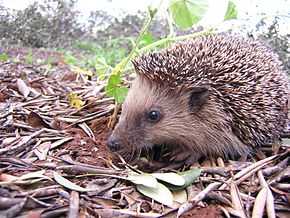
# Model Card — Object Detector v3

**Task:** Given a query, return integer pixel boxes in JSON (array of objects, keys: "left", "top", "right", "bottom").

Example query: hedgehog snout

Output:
[{"left": 107, "top": 135, "right": 122, "bottom": 152}]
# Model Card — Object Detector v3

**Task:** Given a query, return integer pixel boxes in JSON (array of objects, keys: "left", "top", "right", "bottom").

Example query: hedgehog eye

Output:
[{"left": 147, "top": 110, "right": 161, "bottom": 123}]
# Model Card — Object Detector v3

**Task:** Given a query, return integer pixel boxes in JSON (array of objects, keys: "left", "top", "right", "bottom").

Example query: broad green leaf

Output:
[
  {"left": 105, "top": 74, "right": 128, "bottom": 103},
  {"left": 152, "top": 172, "right": 185, "bottom": 186},
  {"left": 166, "top": 168, "right": 201, "bottom": 190},
  {"left": 127, "top": 173, "right": 158, "bottom": 188},
  {"left": 224, "top": 0, "right": 238, "bottom": 20},
  {"left": 0, "top": 53, "right": 8, "bottom": 61},
  {"left": 169, "top": 0, "right": 208, "bottom": 29},
  {"left": 53, "top": 172, "right": 90, "bottom": 192},
  {"left": 114, "top": 87, "right": 128, "bottom": 103},
  {"left": 107, "top": 74, "right": 121, "bottom": 87},
  {"left": 172, "top": 189, "right": 188, "bottom": 203},
  {"left": 137, "top": 182, "right": 174, "bottom": 206}
]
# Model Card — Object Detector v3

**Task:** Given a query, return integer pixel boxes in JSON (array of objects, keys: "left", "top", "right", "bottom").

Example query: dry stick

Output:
[
  {"left": 1, "top": 198, "right": 27, "bottom": 218},
  {"left": 28, "top": 196, "right": 52, "bottom": 207},
  {"left": 262, "top": 157, "right": 289, "bottom": 177},
  {"left": 219, "top": 154, "right": 279, "bottom": 190},
  {"left": 97, "top": 209, "right": 161, "bottom": 218},
  {"left": 18, "top": 97, "right": 59, "bottom": 107},
  {"left": 13, "top": 122, "right": 38, "bottom": 130},
  {"left": 67, "top": 93, "right": 111, "bottom": 116},
  {"left": 108, "top": 102, "right": 121, "bottom": 129},
  {"left": 0, "top": 129, "right": 44, "bottom": 155},
  {"left": 219, "top": 206, "right": 231, "bottom": 218},
  {"left": 78, "top": 122, "right": 95, "bottom": 139},
  {"left": 41, "top": 207, "right": 68, "bottom": 218},
  {"left": 64, "top": 106, "right": 114, "bottom": 128},
  {"left": 56, "top": 164, "right": 124, "bottom": 176},
  {"left": 67, "top": 191, "right": 79, "bottom": 218},
  {"left": 177, "top": 182, "right": 221, "bottom": 217},
  {"left": 0, "top": 197, "right": 24, "bottom": 208},
  {"left": 273, "top": 183, "right": 290, "bottom": 190}
]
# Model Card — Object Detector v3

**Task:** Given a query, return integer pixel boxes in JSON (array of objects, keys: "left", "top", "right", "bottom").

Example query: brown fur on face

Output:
[{"left": 110, "top": 76, "right": 247, "bottom": 161}]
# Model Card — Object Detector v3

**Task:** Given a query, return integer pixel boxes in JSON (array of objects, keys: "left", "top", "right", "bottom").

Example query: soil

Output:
[
  {"left": 180, "top": 205, "right": 222, "bottom": 218},
  {"left": 60, "top": 125, "right": 113, "bottom": 167}
]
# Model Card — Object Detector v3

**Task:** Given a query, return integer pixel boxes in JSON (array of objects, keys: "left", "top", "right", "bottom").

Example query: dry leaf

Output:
[
  {"left": 252, "top": 187, "right": 267, "bottom": 218},
  {"left": 17, "top": 78, "right": 31, "bottom": 97}
]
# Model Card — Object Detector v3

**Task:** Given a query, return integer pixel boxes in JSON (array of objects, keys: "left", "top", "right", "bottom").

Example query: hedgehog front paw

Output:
[{"left": 169, "top": 149, "right": 200, "bottom": 165}]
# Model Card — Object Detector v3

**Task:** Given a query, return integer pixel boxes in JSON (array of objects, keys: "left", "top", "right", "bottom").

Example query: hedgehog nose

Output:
[{"left": 107, "top": 136, "right": 121, "bottom": 152}]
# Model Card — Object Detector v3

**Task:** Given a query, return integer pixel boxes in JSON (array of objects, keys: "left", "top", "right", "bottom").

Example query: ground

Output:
[{"left": 0, "top": 47, "right": 289, "bottom": 218}]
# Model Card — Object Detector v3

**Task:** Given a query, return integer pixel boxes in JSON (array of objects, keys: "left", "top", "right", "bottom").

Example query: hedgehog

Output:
[{"left": 107, "top": 34, "right": 289, "bottom": 164}]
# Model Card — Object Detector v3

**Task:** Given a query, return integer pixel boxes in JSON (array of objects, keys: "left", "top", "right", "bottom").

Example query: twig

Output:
[
  {"left": 0, "top": 129, "right": 44, "bottom": 155},
  {"left": 177, "top": 182, "right": 221, "bottom": 217},
  {"left": 67, "top": 191, "right": 79, "bottom": 218}
]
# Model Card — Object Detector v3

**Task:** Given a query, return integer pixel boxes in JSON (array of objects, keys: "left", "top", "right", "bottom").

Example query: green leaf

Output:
[
  {"left": 105, "top": 74, "right": 128, "bottom": 103},
  {"left": 25, "top": 50, "right": 33, "bottom": 65},
  {"left": 0, "top": 53, "right": 9, "bottom": 61},
  {"left": 152, "top": 172, "right": 185, "bottom": 186},
  {"left": 139, "top": 32, "right": 155, "bottom": 47},
  {"left": 127, "top": 173, "right": 158, "bottom": 188},
  {"left": 115, "top": 87, "right": 129, "bottom": 103},
  {"left": 64, "top": 52, "right": 78, "bottom": 66},
  {"left": 0, "top": 170, "right": 51, "bottom": 185},
  {"left": 137, "top": 182, "right": 174, "bottom": 206},
  {"left": 20, "top": 170, "right": 49, "bottom": 180},
  {"left": 107, "top": 74, "right": 121, "bottom": 87},
  {"left": 169, "top": 0, "right": 208, "bottom": 29},
  {"left": 224, "top": 0, "right": 238, "bottom": 20},
  {"left": 166, "top": 168, "right": 202, "bottom": 190},
  {"left": 172, "top": 189, "right": 188, "bottom": 203},
  {"left": 53, "top": 172, "right": 91, "bottom": 192}
]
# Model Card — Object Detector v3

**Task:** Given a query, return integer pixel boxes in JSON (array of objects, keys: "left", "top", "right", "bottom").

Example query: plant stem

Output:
[
  {"left": 110, "top": 1, "right": 163, "bottom": 76},
  {"left": 139, "top": 28, "right": 213, "bottom": 53}
]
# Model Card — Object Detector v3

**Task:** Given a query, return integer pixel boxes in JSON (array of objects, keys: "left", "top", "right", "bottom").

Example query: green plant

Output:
[
  {"left": 224, "top": 0, "right": 238, "bottom": 20},
  {"left": 62, "top": 37, "right": 131, "bottom": 82},
  {"left": 105, "top": 5, "right": 159, "bottom": 103},
  {"left": 169, "top": 0, "right": 209, "bottom": 29},
  {"left": 63, "top": 52, "right": 78, "bottom": 66},
  {"left": 25, "top": 49, "right": 33, "bottom": 64},
  {"left": 0, "top": 0, "right": 86, "bottom": 48},
  {"left": 0, "top": 53, "right": 9, "bottom": 61},
  {"left": 105, "top": 0, "right": 238, "bottom": 103}
]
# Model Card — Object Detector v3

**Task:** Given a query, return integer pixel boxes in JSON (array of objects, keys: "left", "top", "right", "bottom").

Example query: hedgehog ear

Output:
[{"left": 188, "top": 86, "right": 209, "bottom": 112}]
